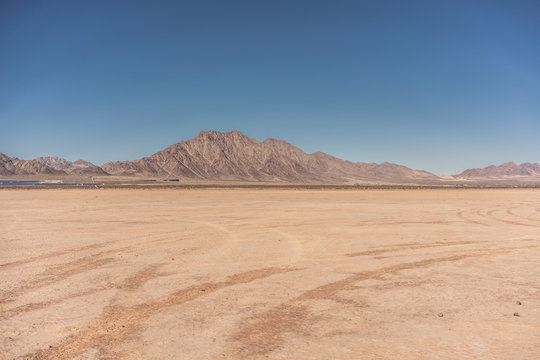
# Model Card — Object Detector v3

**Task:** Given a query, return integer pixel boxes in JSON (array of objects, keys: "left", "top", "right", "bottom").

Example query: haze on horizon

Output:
[{"left": 1, "top": 0, "right": 539, "bottom": 175}]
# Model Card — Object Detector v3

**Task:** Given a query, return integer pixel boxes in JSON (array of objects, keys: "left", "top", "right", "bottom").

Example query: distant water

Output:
[{"left": 0, "top": 180, "right": 99, "bottom": 186}]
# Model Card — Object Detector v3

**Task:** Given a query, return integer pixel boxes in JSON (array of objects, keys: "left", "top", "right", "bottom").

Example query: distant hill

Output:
[
  {"left": 102, "top": 130, "right": 438, "bottom": 184},
  {"left": 0, "top": 153, "right": 65, "bottom": 176},
  {"left": 0, "top": 154, "right": 110, "bottom": 177},
  {"left": 35, "top": 157, "right": 109, "bottom": 176},
  {"left": 455, "top": 162, "right": 540, "bottom": 179}
]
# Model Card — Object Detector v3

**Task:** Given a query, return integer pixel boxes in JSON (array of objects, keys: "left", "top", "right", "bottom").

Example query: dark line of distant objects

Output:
[{"left": 1, "top": 184, "right": 539, "bottom": 190}]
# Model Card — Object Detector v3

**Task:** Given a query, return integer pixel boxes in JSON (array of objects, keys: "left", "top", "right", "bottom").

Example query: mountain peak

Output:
[
  {"left": 196, "top": 129, "right": 246, "bottom": 140},
  {"left": 101, "top": 130, "right": 438, "bottom": 183}
]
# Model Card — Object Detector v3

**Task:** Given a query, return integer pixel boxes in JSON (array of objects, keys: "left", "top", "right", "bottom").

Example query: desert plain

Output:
[{"left": 1, "top": 188, "right": 539, "bottom": 360}]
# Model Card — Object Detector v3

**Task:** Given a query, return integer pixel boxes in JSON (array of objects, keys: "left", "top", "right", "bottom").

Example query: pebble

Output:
[
  {"left": 438, "top": 313, "right": 444, "bottom": 317},
  {"left": 514, "top": 312, "right": 520, "bottom": 317},
  {"left": 516, "top": 301, "right": 522, "bottom": 305}
]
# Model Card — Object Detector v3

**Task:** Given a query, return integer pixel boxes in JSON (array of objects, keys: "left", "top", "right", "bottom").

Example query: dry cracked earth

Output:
[{"left": 1, "top": 189, "right": 539, "bottom": 359}]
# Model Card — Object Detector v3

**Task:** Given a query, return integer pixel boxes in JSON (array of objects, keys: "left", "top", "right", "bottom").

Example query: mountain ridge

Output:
[
  {"left": 0, "top": 153, "right": 65, "bottom": 176},
  {"left": 34, "top": 157, "right": 109, "bottom": 176},
  {"left": 101, "top": 130, "right": 438, "bottom": 184},
  {"left": 455, "top": 162, "right": 540, "bottom": 178},
  {"left": 2, "top": 130, "right": 539, "bottom": 184},
  {"left": 0, "top": 155, "right": 109, "bottom": 177}
]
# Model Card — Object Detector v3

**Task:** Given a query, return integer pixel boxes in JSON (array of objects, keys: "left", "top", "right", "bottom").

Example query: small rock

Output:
[
  {"left": 49, "top": 345, "right": 53, "bottom": 349},
  {"left": 200, "top": 289, "right": 206, "bottom": 292},
  {"left": 171, "top": 258, "right": 175, "bottom": 261},
  {"left": 438, "top": 313, "right": 444, "bottom": 317},
  {"left": 514, "top": 312, "right": 520, "bottom": 317},
  {"left": 516, "top": 301, "right": 522, "bottom": 305},
  {"left": 121, "top": 325, "right": 125, "bottom": 328}
]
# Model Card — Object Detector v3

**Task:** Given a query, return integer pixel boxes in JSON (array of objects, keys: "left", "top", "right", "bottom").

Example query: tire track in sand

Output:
[
  {"left": 346, "top": 240, "right": 482, "bottom": 257},
  {"left": 1, "top": 217, "right": 231, "bottom": 271},
  {"left": 0, "top": 231, "right": 183, "bottom": 270},
  {"left": 486, "top": 209, "right": 537, "bottom": 227},
  {"left": 456, "top": 210, "right": 489, "bottom": 226},
  {"left": 0, "top": 250, "right": 121, "bottom": 305},
  {"left": 18, "top": 267, "right": 298, "bottom": 360},
  {"left": 227, "top": 244, "right": 538, "bottom": 358},
  {"left": 0, "top": 263, "right": 167, "bottom": 321},
  {"left": 506, "top": 206, "right": 540, "bottom": 224},
  {"left": 0, "top": 231, "right": 199, "bottom": 305},
  {"left": 2, "top": 218, "right": 242, "bottom": 320}
]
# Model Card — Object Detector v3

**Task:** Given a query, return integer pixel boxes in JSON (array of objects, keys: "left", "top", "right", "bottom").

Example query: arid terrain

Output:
[{"left": 1, "top": 189, "right": 539, "bottom": 360}]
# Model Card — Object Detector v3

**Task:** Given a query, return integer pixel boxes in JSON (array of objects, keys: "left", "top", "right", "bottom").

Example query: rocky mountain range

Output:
[
  {"left": 35, "top": 157, "right": 93, "bottom": 170},
  {"left": 0, "top": 153, "right": 65, "bottom": 176},
  {"left": 34, "top": 157, "right": 109, "bottom": 176},
  {"left": 101, "top": 130, "right": 438, "bottom": 183},
  {"left": 0, "top": 154, "right": 107, "bottom": 176},
  {"left": 454, "top": 162, "right": 540, "bottom": 179},
  {"left": 1, "top": 130, "right": 539, "bottom": 184}
]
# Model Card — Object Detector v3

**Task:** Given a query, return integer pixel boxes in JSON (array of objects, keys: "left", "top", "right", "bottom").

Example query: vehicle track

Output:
[
  {"left": 346, "top": 240, "right": 482, "bottom": 257},
  {"left": 19, "top": 267, "right": 298, "bottom": 360},
  {"left": 227, "top": 244, "right": 538, "bottom": 358},
  {"left": 486, "top": 209, "right": 537, "bottom": 227}
]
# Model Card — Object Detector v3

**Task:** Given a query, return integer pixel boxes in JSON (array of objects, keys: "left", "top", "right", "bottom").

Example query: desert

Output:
[
  {"left": 1, "top": 188, "right": 539, "bottom": 359},
  {"left": 3, "top": 1, "right": 539, "bottom": 359}
]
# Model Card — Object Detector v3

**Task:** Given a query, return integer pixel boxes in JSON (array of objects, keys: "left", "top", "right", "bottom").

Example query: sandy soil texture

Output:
[{"left": 1, "top": 189, "right": 539, "bottom": 360}]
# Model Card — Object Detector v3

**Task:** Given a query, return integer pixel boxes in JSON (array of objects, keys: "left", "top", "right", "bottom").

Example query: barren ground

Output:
[{"left": 1, "top": 189, "right": 539, "bottom": 360}]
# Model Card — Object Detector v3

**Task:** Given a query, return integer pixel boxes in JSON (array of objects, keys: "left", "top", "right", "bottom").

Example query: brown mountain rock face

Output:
[
  {"left": 0, "top": 153, "right": 65, "bottom": 176},
  {"left": 35, "top": 157, "right": 109, "bottom": 176},
  {"left": 72, "top": 159, "right": 95, "bottom": 168},
  {"left": 102, "top": 130, "right": 439, "bottom": 183},
  {"left": 455, "top": 162, "right": 540, "bottom": 178},
  {"left": 34, "top": 156, "right": 73, "bottom": 170}
]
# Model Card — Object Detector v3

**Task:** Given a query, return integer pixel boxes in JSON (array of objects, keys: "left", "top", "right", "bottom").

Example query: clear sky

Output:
[{"left": 1, "top": 0, "right": 539, "bottom": 175}]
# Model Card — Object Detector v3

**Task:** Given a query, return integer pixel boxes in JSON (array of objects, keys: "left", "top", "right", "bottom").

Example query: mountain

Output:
[
  {"left": 455, "top": 162, "right": 540, "bottom": 179},
  {"left": 102, "top": 130, "right": 439, "bottom": 184},
  {"left": 0, "top": 154, "right": 109, "bottom": 177},
  {"left": 34, "top": 157, "right": 97, "bottom": 171},
  {"left": 35, "top": 157, "right": 109, "bottom": 176},
  {"left": 4, "top": 132, "right": 537, "bottom": 184},
  {"left": 34, "top": 156, "right": 73, "bottom": 170},
  {"left": 0, "top": 153, "right": 65, "bottom": 176}
]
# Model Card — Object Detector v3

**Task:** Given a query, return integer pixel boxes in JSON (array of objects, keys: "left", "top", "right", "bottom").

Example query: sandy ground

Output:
[{"left": 1, "top": 189, "right": 539, "bottom": 360}]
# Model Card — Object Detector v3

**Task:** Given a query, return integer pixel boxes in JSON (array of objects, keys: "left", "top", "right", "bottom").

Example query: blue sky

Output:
[{"left": 1, "top": 0, "right": 539, "bottom": 175}]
